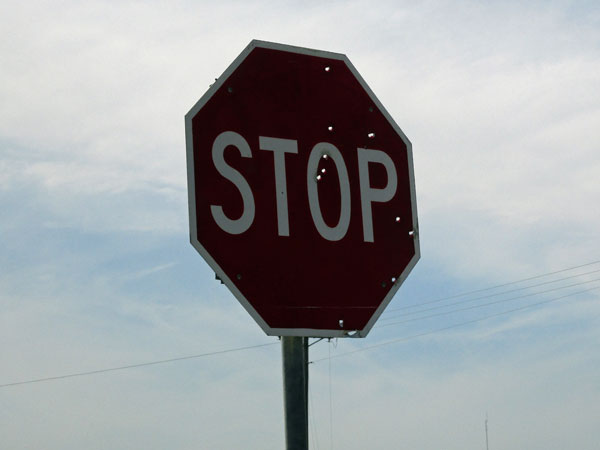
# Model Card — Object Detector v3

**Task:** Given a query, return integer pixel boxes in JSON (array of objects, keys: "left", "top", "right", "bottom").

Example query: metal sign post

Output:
[
  {"left": 185, "top": 39, "right": 420, "bottom": 449},
  {"left": 282, "top": 336, "right": 308, "bottom": 450}
]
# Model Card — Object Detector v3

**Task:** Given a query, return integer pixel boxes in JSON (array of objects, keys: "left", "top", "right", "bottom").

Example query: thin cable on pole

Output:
[
  {"left": 379, "top": 267, "right": 600, "bottom": 321},
  {"left": 377, "top": 277, "right": 600, "bottom": 328},
  {"left": 0, "top": 342, "right": 278, "bottom": 388},
  {"left": 309, "top": 377, "right": 320, "bottom": 450},
  {"left": 309, "top": 337, "right": 325, "bottom": 347},
  {"left": 312, "top": 285, "right": 599, "bottom": 362},
  {"left": 328, "top": 339, "right": 334, "bottom": 450},
  {"left": 383, "top": 260, "right": 600, "bottom": 314},
  {"left": 485, "top": 413, "right": 489, "bottom": 450}
]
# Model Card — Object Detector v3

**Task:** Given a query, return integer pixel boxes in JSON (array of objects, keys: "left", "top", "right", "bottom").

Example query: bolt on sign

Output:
[{"left": 185, "top": 40, "right": 419, "bottom": 338}]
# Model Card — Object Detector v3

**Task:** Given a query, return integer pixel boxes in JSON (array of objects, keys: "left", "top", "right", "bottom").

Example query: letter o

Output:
[{"left": 306, "top": 143, "right": 351, "bottom": 241}]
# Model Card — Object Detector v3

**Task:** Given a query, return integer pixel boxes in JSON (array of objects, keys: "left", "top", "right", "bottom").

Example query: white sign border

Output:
[{"left": 185, "top": 40, "right": 420, "bottom": 338}]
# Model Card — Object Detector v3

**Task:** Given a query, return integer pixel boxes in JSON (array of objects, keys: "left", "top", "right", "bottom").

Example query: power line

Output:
[
  {"left": 379, "top": 267, "right": 600, "bottom": 321},
  {"left": 377, "top": 277, "right": 600, "bottom": 328},
  {"left": 383, "top": 260, "right": 600, "bottom": 314},
  {"left": 312, "top": 285, "right": 599, "bottom": 362},
  {"left": 4, "top": 261, "right": 600, "bottom": 388},
  {"left": 0, "top": 342, "right": 278, "bottom": 388}
]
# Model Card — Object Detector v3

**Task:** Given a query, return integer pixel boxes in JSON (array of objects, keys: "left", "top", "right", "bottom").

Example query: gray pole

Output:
[
  {"left": 282, "top": 336, "right": 309, "bottom": 450},
  {"left": 304, "top": 337, "right": 309, "bottom": 440}
]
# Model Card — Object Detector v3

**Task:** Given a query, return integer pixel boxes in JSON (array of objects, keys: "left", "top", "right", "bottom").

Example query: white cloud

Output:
[
  {"left": 1, "top": 1, "right": 599, "bottom": 449},
  {"left": 4, "top": 0, "right": 597, "bottom": 272}
]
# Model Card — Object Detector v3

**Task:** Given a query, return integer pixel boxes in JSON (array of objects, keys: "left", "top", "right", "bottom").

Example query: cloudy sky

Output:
[{"left": 1, "top": 1, "right": 599, "bottom": 449}]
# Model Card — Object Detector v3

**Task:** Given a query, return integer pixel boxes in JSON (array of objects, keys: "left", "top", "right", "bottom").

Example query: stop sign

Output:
[{"left": 185, "top": 40, "right": 419, "bottom": 338}]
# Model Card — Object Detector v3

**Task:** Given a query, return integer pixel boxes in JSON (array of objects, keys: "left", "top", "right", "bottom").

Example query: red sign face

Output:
[{"left": 186, "top": 40, "right": 419, "bottom": 337}]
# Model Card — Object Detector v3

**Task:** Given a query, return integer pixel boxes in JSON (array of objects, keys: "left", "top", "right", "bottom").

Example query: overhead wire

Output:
[
  {"left": 312, "top": 285, "right": 600, "bottom": 363},
  {"left": 380, "top": 267, "right": 600, "bottom": 321},
  {"left": 3, "top": 261, "right": 599, "bottom": 388},
  {"left": 383, "top": 259, "right": 600, "bottom": 314},
  {"left": 0, "top": 341, "right": 278, "bottom": 388},
  {"left": 377, "top": 276, "right": 600, "bottom": 328}
]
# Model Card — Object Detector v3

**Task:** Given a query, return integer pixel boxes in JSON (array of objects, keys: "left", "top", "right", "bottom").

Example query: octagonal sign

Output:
[{"left": 185, "top": 40, "right": 419, "bottom": 338}]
